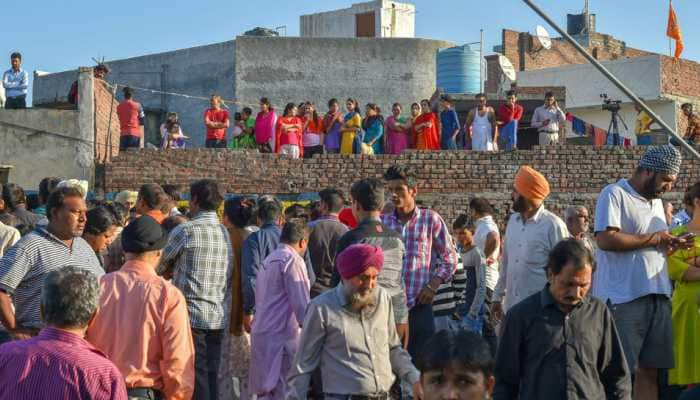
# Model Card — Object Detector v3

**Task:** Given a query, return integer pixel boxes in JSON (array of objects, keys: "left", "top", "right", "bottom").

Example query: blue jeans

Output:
[
  {"left": 637, "top": 135, "right": 653, "bottom": 145},
  {"left": 119, "top": 135, "right": 141, "bottom": 150},
  {"left": 192, "top": 328, "right": 223, "bottom": 400},
  {"left": 434, "top": 315, "right": 460, "bottom": 332},
  {"left": 441, "top": 137, "right": 458, "bottom": 150}
]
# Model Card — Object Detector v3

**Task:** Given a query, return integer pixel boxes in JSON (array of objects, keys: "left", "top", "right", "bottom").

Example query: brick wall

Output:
[
  {"left": 93, "top": 80, "right": 120, "bottom": 163},
  {"left": 105, "top": 147, "right": 698, "bottom": 229},
  {"left": 661, "top": 56, "right": 700, "bottom": 98}
]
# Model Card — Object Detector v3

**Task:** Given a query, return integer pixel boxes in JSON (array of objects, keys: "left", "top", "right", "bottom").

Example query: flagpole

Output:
[{"left": 521, "top": 0, "right": 700, "bottom": 161}]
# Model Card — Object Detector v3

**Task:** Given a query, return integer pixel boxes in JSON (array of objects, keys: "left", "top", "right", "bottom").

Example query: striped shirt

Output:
[
  {"left": 0, "top": 327, "right": 127, "bottom": 399},
  {"left": 432, "top": 253, "right": 467, "bottom": 317},
  {"left": 162, "top": 211, "right": 233, "bottom": 330},
  {"left": 0, "top": 227, "right": 102, "bottom": 329},
  {"left": 383, "top": 207, "right": 458, "bottom": 309}
]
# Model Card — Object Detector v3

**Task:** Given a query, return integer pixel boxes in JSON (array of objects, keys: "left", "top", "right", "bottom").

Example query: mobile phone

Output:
[{"left": 678, "top": 232, "right": 696, "bottom": 241}]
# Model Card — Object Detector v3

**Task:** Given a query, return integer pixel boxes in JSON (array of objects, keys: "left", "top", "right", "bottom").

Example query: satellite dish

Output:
[
  {"left": 535, "top": 25, "right": 552, "bottom": 50},
  {"left": 498, "top": 56, "right": 517, "bottom": 81}
]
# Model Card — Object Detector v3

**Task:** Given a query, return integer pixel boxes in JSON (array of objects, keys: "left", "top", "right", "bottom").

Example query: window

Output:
[
  {"left": 143, "top": 109, "right": 164, "bottom": 147},
  {"left": 356, "top": 12, "right": 376, "bottom": 37}
]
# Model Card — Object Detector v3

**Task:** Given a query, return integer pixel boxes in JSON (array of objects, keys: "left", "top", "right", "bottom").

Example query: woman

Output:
[
  {"left": 219, "top": 197, "right": 259, "bottom": 400},
  {"left": 362, "top": 103, "right": 384, "bottom": 155},
  {"left": 340, "top": 98, "right": 362, "bottom": 155},
  {"left": 83, "top": 206, "right": 119, "bottom": 269},
  {"left": 412, "top": 99, "right": 440, "bottom": 150},
  {"left": 255, "top": 97, "right": 277, "bottom": 153},
  {"left": 322, "top": 98, "right": 343, "bottom": 154},
  {"left": 385, "top": 103, "right": 409, "bottom": 154},
  {"left": 407, "top": 102, "right": 421, "bottom": 149},
  {"left": 668, "top": 182, "right": 700, "bottom": 387},
  {"left": 159, "top": 112, "right": 187, "bottom": 149},
  {"left": 302, "top": 102, "right": 325, "bottom": 158},
  {"left": 275, "top": 103, "right": 304, "bottom": 158}
]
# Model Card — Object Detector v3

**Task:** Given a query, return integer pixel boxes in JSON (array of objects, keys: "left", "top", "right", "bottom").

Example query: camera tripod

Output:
[{"left": 606, "top": 109, "right": 628, "bottom": 146}]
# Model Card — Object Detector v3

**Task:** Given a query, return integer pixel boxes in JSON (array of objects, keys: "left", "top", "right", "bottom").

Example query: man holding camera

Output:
[{"left": 531, "top": 92, "right": 566, "bottom": 146}]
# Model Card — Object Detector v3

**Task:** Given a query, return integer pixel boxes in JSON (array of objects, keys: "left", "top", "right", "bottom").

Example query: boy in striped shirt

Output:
[{"left": 453, "top": 215, "right": 488, "bottom": 335}]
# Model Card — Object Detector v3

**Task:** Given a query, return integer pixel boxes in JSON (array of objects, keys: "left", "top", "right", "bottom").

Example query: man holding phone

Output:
[
  {"left": 531, "top": 92, "right": 566, "bottom": 146},
  {"left": 593, "top": 145, "right": 688, "bottom": 400}
]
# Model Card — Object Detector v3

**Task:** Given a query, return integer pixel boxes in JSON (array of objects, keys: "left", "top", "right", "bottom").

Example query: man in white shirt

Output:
[
  {"left": 491, "top": 166, "right": 569, "bottom": 322},
  {"left": 593, "top": 145, "right": 686, "bottom": 400},
  {"left": 531, "top": 92, "right": 566, "bottom": 146}
]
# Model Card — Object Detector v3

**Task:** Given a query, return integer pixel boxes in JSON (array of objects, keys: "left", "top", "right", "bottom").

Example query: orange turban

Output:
[{"left": 514, "top": 166, "right": 550, "bottom": 201}]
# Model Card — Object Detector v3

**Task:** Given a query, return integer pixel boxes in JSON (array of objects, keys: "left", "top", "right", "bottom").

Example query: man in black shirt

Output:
[
  {"left": 333, "top": 178, "right": 409, "bottom": 346},
  {"left": 494, "top": 239, "right": 631, "bottom": 400},
  {"left": 308, "top": 188, "right": 347, "bottom": 297}
]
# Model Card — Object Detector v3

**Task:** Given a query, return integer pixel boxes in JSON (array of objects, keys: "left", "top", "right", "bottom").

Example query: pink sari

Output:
[
  {"left": 385, "top": 115, "right": 408, "bottom": 154},
  {"left": 255, "top": 109, "right": 277, "bottom": 145}
]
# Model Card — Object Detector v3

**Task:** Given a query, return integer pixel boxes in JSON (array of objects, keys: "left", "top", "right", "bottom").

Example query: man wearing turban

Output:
[
  {"left": 288, "top": 243, "right": 422, "bottom": 400},
  {"left": 593, "top": 145, "right": 688, "bottom": 399},
  {"left": 492, "top": 165, "right": 569, "bottom": 321}
]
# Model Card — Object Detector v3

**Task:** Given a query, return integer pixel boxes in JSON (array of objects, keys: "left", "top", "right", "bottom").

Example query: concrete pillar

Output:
[{"left": 76, "top": 67, "right": 95, "bottom": 186}]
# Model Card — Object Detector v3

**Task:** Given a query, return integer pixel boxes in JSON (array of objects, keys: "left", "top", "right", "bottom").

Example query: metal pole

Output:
[
  {"left": 521, "top": 0, "right": 700, "bottom": 160},
  {"left": 480, "top": 29, "right": 485, "bottom": 93}
]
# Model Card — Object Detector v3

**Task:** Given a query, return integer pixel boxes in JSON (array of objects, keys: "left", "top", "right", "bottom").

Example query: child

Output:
[
  {"left": 164, "top": 122, "right": 187, "bottom": 149},
  {"left": 229, "top": 112, "right": 244, "bottom": 148},
  {"left": 229, "top": 112, "right": 256, "bottom": 149},
  {"left": 432, "top": 247, "right": 467, "bottom": 332},
  {"left": 453, "top": 214, "right": 488, "bottom": 335},
  {"left": 416, "top": 329, "right": 495, "bottom": 400}
]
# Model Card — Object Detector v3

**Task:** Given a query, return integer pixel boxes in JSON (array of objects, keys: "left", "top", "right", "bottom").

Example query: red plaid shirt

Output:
[{"left": 383, "top": 207, "right": 458, "bottom": 308}]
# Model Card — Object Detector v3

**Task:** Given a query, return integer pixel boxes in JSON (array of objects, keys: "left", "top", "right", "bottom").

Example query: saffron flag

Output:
[{"left": 667, "top": 0, "right": 684, "bottom": 60}]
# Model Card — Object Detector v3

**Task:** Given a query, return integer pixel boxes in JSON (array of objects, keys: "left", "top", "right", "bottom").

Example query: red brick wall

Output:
[
  {"left": 105, "top": 147, "right": 697, "bottom": 229},
  {"left": 661, "top": 56, "right": 700, "bottom": 98},
  {"left": 94, "top": 80, "right": 120, "bottom": 163}
]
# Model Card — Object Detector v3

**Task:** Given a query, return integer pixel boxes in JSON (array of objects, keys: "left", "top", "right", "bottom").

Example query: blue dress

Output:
[{"left": 362, "top": 119, "right": 384, "bottom": 154}]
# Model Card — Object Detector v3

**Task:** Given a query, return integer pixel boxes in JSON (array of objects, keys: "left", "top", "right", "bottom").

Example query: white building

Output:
[
  {"left": 300, "top": 0, "right": 415, "bottom": 38},
  {"left": 518, "top": 55, "right": 687, "bottom": 143}
]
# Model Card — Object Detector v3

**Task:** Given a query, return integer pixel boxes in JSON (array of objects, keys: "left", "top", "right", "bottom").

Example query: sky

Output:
[{"left": 2, "top": 0, "right": 698, "bottom": 104}]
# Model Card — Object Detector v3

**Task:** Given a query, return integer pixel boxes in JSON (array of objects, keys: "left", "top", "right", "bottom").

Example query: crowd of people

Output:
[{"left": 0, "top": 145, "right": 699, "bottom": 400}]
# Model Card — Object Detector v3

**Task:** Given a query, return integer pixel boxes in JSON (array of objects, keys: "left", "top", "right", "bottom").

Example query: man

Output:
[
  {"left": 2, "top": 52, "right": 29, "bottom": 109},
  {"left": 634, "top": 104, "right": 654, "bottom": 146},
  {"left": 249, "top": 220, "right": 311, "bottom": 400},
  {"left": 681, "top": 103, "right": 700, "bottom": 145},
  {"left": 417, "top": 330, "right": 495, "bottom": 400},
  {"left": 0, "top": 267, "right": 127, "bottom": 399},
  {"left": 34, "top": 176, "right": 62, "bottom": 216},
  {"left": 241, "top": 195, "right": 314, "bottom": 333},
  {"left": 531, "top": 92, "right": 566, "bottom": 146},
  {"left": 87, "top": 216, "right": 195, "bottom": 400},
  {"left": 0, "top": 183, "right": 17, "bottom": 227},
  {"left": 161, "top": 179, "right": 232, "bottom": 400},
  {"left": 0, "top": 186, "right": 101, "bottom": 341},
  {"left": 2, "top": 183, "right": 41, "bottom": 235},
  {"left": 288, "top": 244, "right": 422, "bottom": 400},
  {"left": 382, "top": 165, "right": 458, "bottom": 358},
  {"left": 135, "top": 183, "right": 167, "bottom": 223},
  {"left": 308, "top": 188, "right": 348, "bottom": 297},
  {"left": 497, "top": 90, "right": 524, "bottom": 150},
  {"left": 465, "top": 93, "right": 498, "bottom": 151},
  {"left": 114, "top": 189, "right": 138, "bottom": 212},
  {"left": 565, "top": 205, "right": 595, "bottom": 254},
  {"left": 491, "top": 166, "right": 569, "bottom": 321},
  {"left": 204, "top": 94, "right": 230, "bottom": 148},
  {"left": 495, "top": 239, "right": 631, "bottom": 399},
  {"left": 68, "top": 63, "right": 109, "bottom": 106},
  {"left": 334, "top": 178, "right": 409, "bottom": 346},
  {"left": 117, "top": 86, "right": 144, "bottom": 150},
  {"left": 593, "top": 145, "right": 686, "bottom": 400},
  {"left": 439, "top": 95, "right": 460, "bottom": 150}
]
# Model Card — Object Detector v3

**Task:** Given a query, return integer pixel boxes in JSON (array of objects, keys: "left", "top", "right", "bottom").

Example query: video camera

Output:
[{"left": 600, "top": 94, "right": 622, "bottom": 113}]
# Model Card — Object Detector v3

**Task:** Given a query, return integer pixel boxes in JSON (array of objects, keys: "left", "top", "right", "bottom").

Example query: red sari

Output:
[{"left": 413, "top": 112, "right": 440, "bottom": 150}]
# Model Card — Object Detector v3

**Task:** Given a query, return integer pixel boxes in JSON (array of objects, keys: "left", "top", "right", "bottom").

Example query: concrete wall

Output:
[
  {"left": 300, "top": 0, "right": 415, "bottom": 38},
  {"left": 0, "top": 109, "right": 91, "bottom": 189},
  {"left": 517, "top": 55, "right": 662, "bottom": 109},
  {"left": 234, "top": 36, "right": 452, "bottom": 116},
  {"left": 33, "top": 41, "right": 236, "bottom": 147}
]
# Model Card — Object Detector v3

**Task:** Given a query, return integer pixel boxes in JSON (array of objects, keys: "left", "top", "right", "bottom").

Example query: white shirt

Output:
[
  {"left": 473, "top": 215, "right": 500, "bottom": 290},
  {"left": 592, "top": 179, "right": 671, "bottom": 304},
  {"left": 0, "top": 221, "right": 19, "bottom": 257},
  {"left": 494, "top": 206, "right": 569, "bottom": 311}
]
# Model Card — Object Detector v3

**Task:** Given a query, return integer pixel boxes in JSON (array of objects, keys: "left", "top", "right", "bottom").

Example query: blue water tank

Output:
[{"left": 436, "top": 45, "right": 482, "bottom": 94}]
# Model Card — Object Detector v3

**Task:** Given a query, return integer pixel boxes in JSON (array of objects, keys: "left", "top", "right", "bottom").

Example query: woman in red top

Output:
[
  {"left": 412, "top": 99, "right": 440, "bottom": 150},
  {"left": 275, "top": 103, "right": 304, "bottom": 159},
  {"left": 302, "top": 102, "right": 325, "bottom": 159}
]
